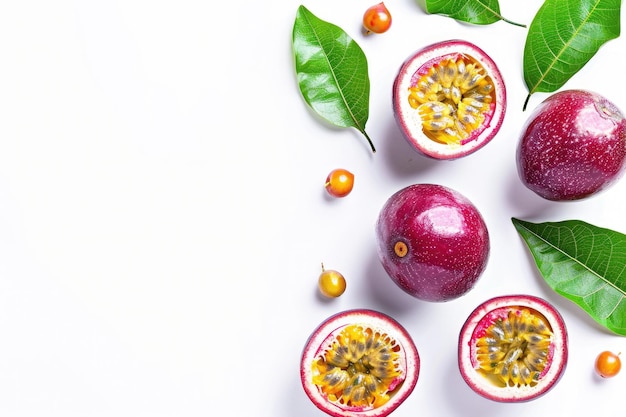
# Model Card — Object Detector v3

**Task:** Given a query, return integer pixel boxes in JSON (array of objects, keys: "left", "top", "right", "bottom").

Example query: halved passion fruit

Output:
[
  {"left": 458, "top": 295, "right": 568, "bottom": 402},
  {"left": 301, "top": 309, "right": 420, "bottom": 416},
  {"left": 393, "top": 40, "right": 506, "bottom": 159}
]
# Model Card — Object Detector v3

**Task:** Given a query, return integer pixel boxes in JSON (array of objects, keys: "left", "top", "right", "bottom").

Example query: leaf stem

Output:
[
  {"left": 501, "top": 17, "right": 526, "bottom": 28},
  {"left": 523, "top": 94, "right": 532, "bottom": 112},
  {"left": 361, "top": 130, "right": 376, "bottom": 153}
]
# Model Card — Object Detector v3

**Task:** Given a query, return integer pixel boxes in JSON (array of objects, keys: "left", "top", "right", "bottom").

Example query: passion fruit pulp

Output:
[
  {"left": 301, "top": 309, "right": 420, "bottom": 417},
  {"left": 458, "top": 295, "right": 568, "bottom": 402},
  {"left": 393, "top": 40, "right": 506, "bottom": 159}
]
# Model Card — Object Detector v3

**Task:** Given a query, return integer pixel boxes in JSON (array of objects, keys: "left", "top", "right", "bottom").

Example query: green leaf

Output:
[
  {"left": 292, "top": 5, "right": 375, "bottom": 153},
  {"left": 522, "top": 0, "right": 621, "bottom": 110},
  {"left": 424, "top": 0, "right": 525, "bottom": 27},
  {"left": 512, "top": 218, "right": 626, "bottom": 336}
]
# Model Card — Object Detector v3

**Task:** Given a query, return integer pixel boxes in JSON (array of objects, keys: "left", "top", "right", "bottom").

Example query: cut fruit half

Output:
[
  {"left": 301, "top": 309, "right": 420, "bottom": 416},
  {"left": 393, "top": 40, "right": 506, "bottom": 159},
  {"left": 458, "top": 295, "right": 568, "bottom": 402}
]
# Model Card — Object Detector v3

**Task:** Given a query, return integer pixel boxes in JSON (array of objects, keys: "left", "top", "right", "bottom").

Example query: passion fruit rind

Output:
[
  {"left": 301, "top": 309, "right": 420, "bottom": 417},
  {"left": 393, "top": 39, "right": 506, "bottom": 160},
  {"left": 458, "top": 295, "right": 568, "bottom": 403}
]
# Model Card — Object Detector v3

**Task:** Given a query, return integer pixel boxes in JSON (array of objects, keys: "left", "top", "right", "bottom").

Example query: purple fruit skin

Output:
[
  {"left": 375, "top": 184, "right": 490, "bottom": 302},
  {"left": 517, "top": 90, "right": 626, "bottom": 201}
]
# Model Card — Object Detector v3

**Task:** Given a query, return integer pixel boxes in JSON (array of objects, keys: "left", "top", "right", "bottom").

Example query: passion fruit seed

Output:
[
  {"left": 318, "top": 264, "right": 346, "bottom": 298},
  {"left": 312, "top": 324, "right": 403, "bottom": 409},
  {"left": 595, "top": 351, "right": 621, "bottom": 378},
  {"left": 475, "top": 308, "right": 553, "bottom": 387},
  {"left": 408, "top": 55, "right": 495, "bottom": 145}
]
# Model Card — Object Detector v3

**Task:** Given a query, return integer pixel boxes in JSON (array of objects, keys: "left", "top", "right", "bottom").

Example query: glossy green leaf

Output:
[
  {"left": 512, "top": 218, "right": 626, "bottom": 336},
  {"left": 292, "top": 5, "right": 374, "bottom": 153},
  {"left": 424, "top": 0, "right": 525, "bottom": 27},
  {"left": 522, "top": 0, "right": 621, "bottom": 110}
]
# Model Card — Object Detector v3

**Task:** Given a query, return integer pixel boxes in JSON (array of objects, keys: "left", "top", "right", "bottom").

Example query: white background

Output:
[{"left": 0, "top": 0, "right": 625, "bottom": 415}]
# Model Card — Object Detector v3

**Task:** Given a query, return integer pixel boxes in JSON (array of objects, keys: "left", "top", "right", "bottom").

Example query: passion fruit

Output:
[
  {"left": 516, "top": 90, "right": 626, "bottom": 201},
  {"left": 458, "top": 295, "right": 568, "bottom": 402},
  {"left": 393, "top": 40, "right": 506, "bottom": 159},
  {"left": 375, "top": 183, "right": 490, "bottom": 302},
  {"left": 300, "top": 309, "right": 420, "bottom": 417}
]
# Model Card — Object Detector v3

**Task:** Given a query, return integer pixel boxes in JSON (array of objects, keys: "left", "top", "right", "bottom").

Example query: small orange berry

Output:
[
  {"left": 363, "top": 2, "right": 392, "bottom": 34},
  {"left": 324, "top": 168, "right": 354, "bottom": 198},
  {"left": 595, "top": 351, "right": 621, "bottom": 378},
  {"left": 318, "top": 264, "right": 346, "bottom": 298}
]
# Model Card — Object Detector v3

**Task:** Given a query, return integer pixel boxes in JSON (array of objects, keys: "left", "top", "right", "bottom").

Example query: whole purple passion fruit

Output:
[
  {"left": 300, "top": 309, "right": 420, "bottom": 417},
  {"left": 458, "top": 295, "right": 568, "bottom": 402},
  {"left": 393, "top": 40, "right": 506, "bottom": 159},
  {"left": 375, "top": 184, "right": 490, "bottom": 302},
  {"left": 517, "top": 89, "right": 626, "bottom": 201}
]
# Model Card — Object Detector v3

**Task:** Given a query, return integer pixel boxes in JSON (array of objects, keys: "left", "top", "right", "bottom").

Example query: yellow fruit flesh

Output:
[
  {"left": 475, "top": 309, "right": 553, "bottom": 387},
  {"left": 312, "top": 325, "right": 403, "bottom": 409},
  {"left": 407, "top": 55, "right": 495, "bottom": 145}
]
